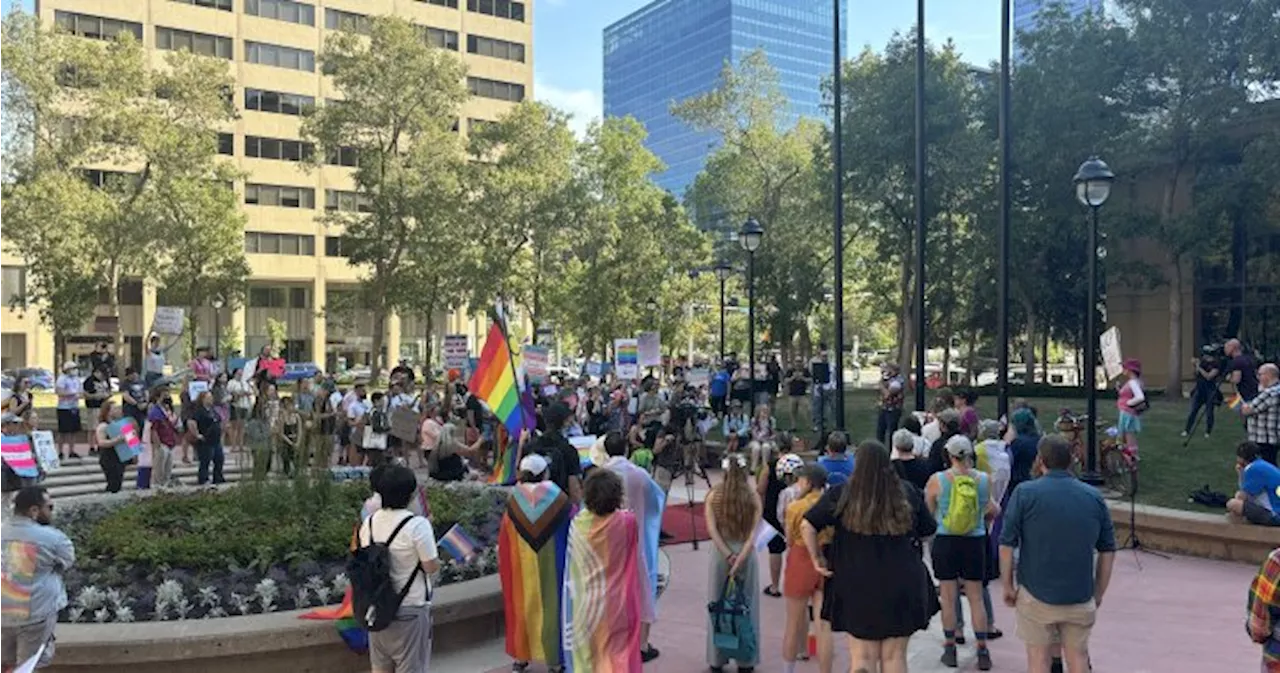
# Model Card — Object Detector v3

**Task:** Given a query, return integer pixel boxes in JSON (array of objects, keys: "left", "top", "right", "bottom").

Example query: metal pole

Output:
[
  {"left": 1083, "top": 206, "right": 1102, "bottom": 482},
  {"left": 997, "top": 0, "right": 1011, "bottom": 420},
  {"left": 913, "top": 0, "right": 927, "bottom": 412},
  {"left": 214, "top": 310, "right": 221, "bottom": 361},
  {"left": 748, "top": 251, "right": 756, "bottom": 416},
  {"left": 719, "top": 278, "right": 727, "bottom": 362},
  {"left": 832, "top": 0, "right": 846, "bottom": 431}
]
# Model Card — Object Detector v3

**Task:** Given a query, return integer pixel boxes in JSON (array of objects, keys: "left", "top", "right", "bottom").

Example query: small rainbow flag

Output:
[
  {"left": 1, "top": 436, "right": 38, "bottom": 478},
  {"left": 1227, "top": 393, "right": 1245, "bottom": 413},
  {"left": 469, "top": 321, "right": 536, "bottom": 439},
  {"left": 489, "top": 425, "right": 521, "bottom": 486},
  {"left": 299, "top": 587, "right": 368, "bottom": 653},
  {"left": 438, "top": 523, "right": 480, "bottom": 563}
]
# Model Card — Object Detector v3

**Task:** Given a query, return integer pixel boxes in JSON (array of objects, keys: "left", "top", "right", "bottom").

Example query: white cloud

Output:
[{"left": 534, "top": 77, "right": 602, "bottom": 138}]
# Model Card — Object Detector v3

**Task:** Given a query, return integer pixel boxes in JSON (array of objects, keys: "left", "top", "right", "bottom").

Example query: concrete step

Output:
[{"left": 43, "top": 460, "right": 252, "bottom": 499}]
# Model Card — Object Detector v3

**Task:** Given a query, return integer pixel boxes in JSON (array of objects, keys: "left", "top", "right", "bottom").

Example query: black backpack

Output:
[
  {"left": 370, "top": 409, "right": 392, "bottom": 434},
  {"left": 348, "top": 514, "right": 425, "bottom": 632}
]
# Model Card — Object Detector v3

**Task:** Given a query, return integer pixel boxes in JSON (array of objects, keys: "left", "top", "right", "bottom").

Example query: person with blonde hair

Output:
[
  {"left": 706, "top": 453, "right": 763, "bottom": 672},
  {"left": 746, "top": 404, "right": 777, "bottom": 474}
]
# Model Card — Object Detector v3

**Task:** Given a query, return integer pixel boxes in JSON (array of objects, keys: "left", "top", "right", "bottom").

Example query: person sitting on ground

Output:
[
  {"left": 746, "top": 404, "right": 777, "bottom": 474},
  {"left": 817, "top": 431, "right": 855, "bottom": 489},
  {"left": 1227, "top": 441, "right": 1280, "bottom": 527}
]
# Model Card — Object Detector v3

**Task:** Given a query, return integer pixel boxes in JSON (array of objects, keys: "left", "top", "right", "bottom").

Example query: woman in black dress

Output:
[{"left": 802, "top": 440, "right": 937, "bottom": 673}]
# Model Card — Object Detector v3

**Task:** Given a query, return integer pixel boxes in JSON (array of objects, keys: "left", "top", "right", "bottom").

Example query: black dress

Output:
[{"left": 804, "top": 481, "right": 939, "bottom": 640}]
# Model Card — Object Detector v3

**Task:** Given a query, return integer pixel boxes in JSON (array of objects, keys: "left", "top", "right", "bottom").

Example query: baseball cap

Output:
[
  {"left": 519, "top": 454, "right": 548, "bottom": 476},
  {"left": 945, "top": 435, "right": 974, "bottom": 458}
]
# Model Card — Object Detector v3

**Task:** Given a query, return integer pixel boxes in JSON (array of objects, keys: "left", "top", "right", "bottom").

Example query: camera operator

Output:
[
  {"left": 1225, "top": 338, "right": 1259, "bottom": 401},
  {"left": 1182, "top": 345, "right": 1222, "bottom": 439}
]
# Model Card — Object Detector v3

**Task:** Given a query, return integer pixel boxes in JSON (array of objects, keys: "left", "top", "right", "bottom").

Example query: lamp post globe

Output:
[
  {"left": 738, "top": 217, "right": 763, "bottom": 253},
  {"left": 1073, "top": 157, "right": 1114, "bottom": 208},
  {"left": 713, "top": 260, "right": 732, "bottom": 282}
]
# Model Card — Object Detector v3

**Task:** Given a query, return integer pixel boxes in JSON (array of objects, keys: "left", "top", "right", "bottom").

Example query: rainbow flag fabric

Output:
[
  {"left": 499, "top": 481, "right": 572, "bottom": 666},
  {"left": 1227, "top": 393, "right": 1245, "bottom": 413},
  {"left": 490, "top": 425, "right": 520, "bottom": 486},
  {"left": 563, "top": 508, "right": 643, "bottom": 673},
  {"left": 1, "top": 436, "right": 38, "bottom": 478},
  {"left": 299, "top": 588, "right": 367, "bottom": 653},
  {"left": 469, "top": 322, "right": 536, "bottom": 438},
  {"left": 439, "top": 523, "right": 481, "bottom": 563}
]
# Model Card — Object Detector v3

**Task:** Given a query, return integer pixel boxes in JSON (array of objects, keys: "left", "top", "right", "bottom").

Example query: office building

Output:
[
  {"left": 603, "top": 0, "right": 845, "bottom": 196},
  {"left": 2, "top": 0, "right": 533, "bottom": 372},
  {"left": 1014, "top": 0, "right": 1103, "bottom": 35}
]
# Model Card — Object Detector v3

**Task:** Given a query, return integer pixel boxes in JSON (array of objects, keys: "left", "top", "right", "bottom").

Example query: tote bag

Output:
[{"left": 707, "top": 576, "right": 757, "bottom": 662}]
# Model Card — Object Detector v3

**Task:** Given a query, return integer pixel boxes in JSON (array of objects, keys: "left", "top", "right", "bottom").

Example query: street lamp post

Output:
[
  {"left": 739, "top": 217, "right": 764, "bottom": 414},
  {"left": 913, "top": 0, "right": 927, "bottom": 413},
  {"left": 211, "top": 295, "right": 225, "bottom": 361},
  {"left": 997, "top": 0, "right": 1012, "bottom": 420},
  {"left": 832, "top": 0, "right": 846, "bottom": 431},
  {"left": 1073, "top": 156, "right": 1114, "bottom": 484},
  {"left": 714, "top": 260, "right": 732, "bottom": 362}
]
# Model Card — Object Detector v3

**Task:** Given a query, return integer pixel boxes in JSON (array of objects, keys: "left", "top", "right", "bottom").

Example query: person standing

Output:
[
  {"left": 358, "top": 465, "right": 440, "bottom": 673},
  {"left": 926, "top": 435, "right": 999, "bottom": 670},
  {"left": 143, "top": 334, "right": 179, "bottom": 388},
  {"left": 801, "top": 441, "right": 937, "bottom": 673},
  {"left": 1183, "top": 345, "right": 1221, "bottom": 439},
  {"left": 705, "top": 454, "right": 762, "bottom": 673},
  {"left": 6, "top": 377, "right": 32, "bottom": 419},
  {"left": 783, "top": 358, "right": 811, "bottom": 432},
  {"left": 564, "top": 468, "right": 645, "bottom": 673},
  {"left": 226, "top": 368, "right": 255, "bottom": 456},
  {"left": 1246, "top": 546, "right": 1280, "bottom": 671},
  {"left": 780, "top": 462, "right": 833, "bottom": 673},
  {"left": 83, "top": 367, "right": 111, "bottom": 454},
  {"left": 817, "top": 431, "right": 855, "bottom": 489},
  {"left": 1242, "top": 363, "right": 1280, "bottom": 466},
  {"left": 600, "top": 432, "right": 666, "bottom": 663},
  {"left": 120, "top": 368, "right": 148, "bottom": 433},
  {"left": 999, "top": 435, "right": 1116, "bottom": 673},
  {"left": 1115, "top": 359, "right": 1147, "bottom": 456},
  {"left": 53, "top": 363, "right": 83, "bottom": 462},
  {"left": 1, "top": 487, "right": 75, "bottom": 670},
  {"left": 147, "top": 388, "right": 180, "bottom": 489},
  {"left": 93, "top": 401, "right": 131, "bottom": 494},
  {"left": 529, "top": 402, "right": 584, "bottom": 504},
  {"left": 1226, "top": 338, "right": 1260, "bottom": 401},
  {"left": 892, "top": 429, "right": 933, "bottom": 491},
  {"left": 710, "top": 365, "right": 731, "bottom": 419},
  {"left": 876, "top": 363, "right": 906, "bottom": 445},
  {"left": 187, "top": 391, "right": 225, "bottom": 486},
  {"left": 810, "top": 347, "right": 832, "bottom": 435},
  {"left": 88, "top": 341, "right": 116, "bottom": 378}
]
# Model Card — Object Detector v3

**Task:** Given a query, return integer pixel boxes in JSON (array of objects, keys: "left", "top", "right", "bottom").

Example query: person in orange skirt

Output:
[{"left": 781, "top": 463, "right": 833, "bottom": 673}]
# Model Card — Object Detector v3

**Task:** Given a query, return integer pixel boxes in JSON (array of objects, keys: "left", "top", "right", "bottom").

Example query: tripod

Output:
[
  {"left": 669, "top": 438, "right": 713, "bottom": 550},
  {"left": 1117, "top": 464, "right": 1169, "bottom": 567}
]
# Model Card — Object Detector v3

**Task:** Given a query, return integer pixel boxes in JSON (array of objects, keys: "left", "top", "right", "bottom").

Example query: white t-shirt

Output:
[
  {"left": 389, "top": 393, "right": 416, "bottom": 411},
  {"left": 358, "top": 509, "right": 438, "bottom": 607},
  {"left": 227, "top": 379, "right": 255, "bottom": 410},
  {"left": 921, "top": 419, "right": 942, "bottom": 443},
  {"left": 346, "top": 398, "right": 370, "bottom": 422},
  {"left": 56, "top": 374, "right": 82, "bottom": 409}
]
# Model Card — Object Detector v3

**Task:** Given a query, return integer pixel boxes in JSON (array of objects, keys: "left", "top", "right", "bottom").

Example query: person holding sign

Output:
[
  {"left": 93, "top": 401, "right": 132, "bottom": 494},
  {"left": 187, "top": 391, "right": 226, "bottom": 486}
]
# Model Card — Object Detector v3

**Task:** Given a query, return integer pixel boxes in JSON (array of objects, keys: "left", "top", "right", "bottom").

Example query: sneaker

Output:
[
  {"left": 1050, "top": 657, "right": 1065, "bottom": 673},
  {"left": 988, "top": 628, "right": 1003, "bottom": 640},
  {"left": 1180, "top": 430, "right": 1188, "bottom": 438},
  {"left": 977, "top": 649, "right": 993, "bottom": 671},
  {"left": 941, "top": 645, "right": 958, "bottom": 668},
  {"left": 641, "top": 646, "right": 660, "bottom": 663},
  {"left": 1204, "top": 433, "right": 1211, "bottom": 439}
]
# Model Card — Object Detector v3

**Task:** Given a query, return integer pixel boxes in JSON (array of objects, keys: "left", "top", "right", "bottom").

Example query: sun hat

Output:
[
  {"left": 1123, "top": 358, "right": 1142, "bottom": 375},
  {"left": 518, "top": 454, "right": 548, "bottom": 476}
]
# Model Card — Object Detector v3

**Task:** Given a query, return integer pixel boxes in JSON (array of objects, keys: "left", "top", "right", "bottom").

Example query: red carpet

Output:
[{"left": 660, "top": 501, "right": 709, "bottom": 546}]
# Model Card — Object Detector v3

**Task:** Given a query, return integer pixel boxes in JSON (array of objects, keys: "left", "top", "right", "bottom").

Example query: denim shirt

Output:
[{"left": 1, "top": 517, "right": 76, "bottom": 624}]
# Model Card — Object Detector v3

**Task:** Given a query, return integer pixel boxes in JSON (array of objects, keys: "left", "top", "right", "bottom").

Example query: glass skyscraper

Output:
[
  {"left": 1014, "top": 0, "right": 1104, "bottom": 34},
  {"left": 603, "top": 0, "right": 847, "bottom": 196}
]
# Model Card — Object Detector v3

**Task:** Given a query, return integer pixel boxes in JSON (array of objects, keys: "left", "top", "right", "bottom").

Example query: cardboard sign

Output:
[
  {"left": 188, "top": 380, "right": 210, "bottom": 401},
  {"left": 444, "top": 335, "right": 469, "bottom": 370},
  {"left": 0, "top": 435, "right": 39, "bottom": 478},
  {"left": 390, "top": 407, "right": 419, "bottom": 443},
  {"left": 152, "top": 306, "right": 186, "bottom": 335},
  {"left": 637, "top": 331, "right": 662, "bottom": 367},
  {"left": 615, "top": 339, "right": 639, "bottom": 380},
  {"left": 687, "top": 367, "right": 710, "bottom": 389},
  {"left": 238, "top": 358, "right": 258, "bottom": 383},
  {"left": 31, "top": 431, "right": 58, "bottom": 472},
  {"left": 1100, "top": 326, "right": 1123, "bottom": 380},
  {"left": 586, "top": 361, "right": 602, "bottom": 378},
  {"left": 523, "top": 345, "right": 549, "bottom": 383},
  {"left": 110, "top": 418, "right": 143, "bottom": 462}
]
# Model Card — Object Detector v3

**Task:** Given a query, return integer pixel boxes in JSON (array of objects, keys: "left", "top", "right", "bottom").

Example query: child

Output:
[
  {"left": 722, "top": 400, "right": 750, "bottom": 454},
  {"left": 363, "top": 392, "right": 390, "bottom": 468},
  {"left": 816, "top": 431, "right": 854, "bottom": 488},
  {"left": 782, "top": 463, "right": 832, "bottom": 673},
  {"left": 1117, "top": 358, "right": 1146, "bottom": 456}
]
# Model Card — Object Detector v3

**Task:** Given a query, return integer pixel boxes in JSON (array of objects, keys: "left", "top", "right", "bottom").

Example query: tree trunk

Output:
[
  {"left": 1023, "top": 303, "right": 1037, "bottom": 384},
  {"left": 371, "top": 308, "right": 387, "bottom": 379},
  {"left": 1166, "top": 251, "right": 1184, "bottom": 395},
  {"left": 422, "top": 312, "right": 435, "bottom": 372},
  {"left": 54, "top": 331, "right": 66, "bottom": 368},
  {"left": 966, "top": 328, "right": 978, "bottom": 386},
  {"left": 107, "top": 268, "right": 123, "bottom": 369}
]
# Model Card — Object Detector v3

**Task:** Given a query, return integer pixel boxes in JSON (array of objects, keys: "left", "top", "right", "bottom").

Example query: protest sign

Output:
[
  {"left": 523, "top": 345, "right": 549, "bottom": 383},
  {"left": 188, "top": 380, "right": 210, "bottom": 401},
  {"left": 615, "top": 339, "right": 639, "bottom": 380},
  {"left": 0, "top": 435, "right": 38, "bottom": 477},
  {"left": 1100, "top": 326, "right": 1123, "bottom": 380},
  {"left": 390, "top": 407, "right": 419, "bottom": 443},
  {"left": 152, "top": 307, "right": 185, "bottom": 335},
  {"left": 31, "top": 431, "right": 58, "bottom": 472},
  {"left": 687, "top": 368, "right": 710, "bottom": 389},
  {"left": 444, "top": 335, "right": 469, "bottom": 370},
  {"left": 638, "top": 331, "right": 662, "bottom": 367},
  {"left": 239, "top": 358, "right": 258, "bottom": 383},
  {"left": 586, "top": 361, "right": 602, "bottom": 378},
  {"left": 110, "top": 418, "right": 143, "bottom": 462}
]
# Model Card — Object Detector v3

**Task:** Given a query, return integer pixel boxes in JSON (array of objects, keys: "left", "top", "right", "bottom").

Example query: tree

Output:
[
  {"left": 674, "top": 50, "right": 830, "bottom": 359},
  {"left": 301, "top": 16, "right": 469, "bottom": 376}
]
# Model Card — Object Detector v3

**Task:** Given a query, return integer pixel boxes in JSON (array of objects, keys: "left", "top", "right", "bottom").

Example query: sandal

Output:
[
  {"left": 641, "top": 645, "right": 660, "bottom": 663},
  {"left": 763, "top": 586, "right": 782, "bottom": 597}
]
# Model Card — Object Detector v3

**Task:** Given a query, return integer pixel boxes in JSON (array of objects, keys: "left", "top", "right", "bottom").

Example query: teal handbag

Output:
[{"left": 708, "top": 576, "right": 757, "bottom": 662}]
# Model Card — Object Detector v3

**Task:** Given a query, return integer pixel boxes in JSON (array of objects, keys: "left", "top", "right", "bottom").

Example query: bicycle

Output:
[{"left": 1055, "top": 409, "right": 1137, "bottom": 498}]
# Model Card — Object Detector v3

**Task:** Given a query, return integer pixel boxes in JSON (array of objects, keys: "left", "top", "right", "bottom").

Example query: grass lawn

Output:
[{"left": 767, "top": 389, "right": 1238, "bottom": 514}]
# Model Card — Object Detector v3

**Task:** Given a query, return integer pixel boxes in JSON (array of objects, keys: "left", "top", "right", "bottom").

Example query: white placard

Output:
[
  {"left": 443, "top": 335, "right": 469, "bottom": 370},
  {"left": 239, "top": 358, "right": 258, "bottom": 383},
  {"left": 637, "top": 331, "right": 662, "bottom": 367},
  {"left": 523, "top": 345, "right": 549, "bottom": 383},
  {"left": 31, "top": 431, "right": 58, "bottom": 472},
  {"left": 151, "top": 307, "right": 185, "bottom": 335},
  {"left": 687, "top": 367, "right": 710, "bottom": 389},
  {"left": 615, "top": 338, "right": 639, "bottom": 380},
  {"left": 1100, "top": 326, "right": 1123, "bottom": 380},
  {"left": 188, "top": 380, "right": 210, "bottom": 401}
]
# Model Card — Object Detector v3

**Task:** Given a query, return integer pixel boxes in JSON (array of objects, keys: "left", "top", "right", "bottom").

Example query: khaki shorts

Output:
[
  {"left": 369, "top": 603, "right": 432, "bottom": 673},
  {"left": 1015, "top": 589, "right": 1096, "bottom": 649}
]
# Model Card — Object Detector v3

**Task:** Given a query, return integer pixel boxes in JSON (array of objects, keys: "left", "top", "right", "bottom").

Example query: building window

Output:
[
  {"left": 466, "top": 0, "right": 524, "bottom": 22},
  {"left": 245, "top": 232, "right": 315, "bottom": 256},
  {"left": 82, "top": 169, "right": 134, "bottom": 188},
  {"left": 244, "top": 0, "right": 315, "bottom": 26},
  {"left": 324, "top": 189, "right": 372, "bottom": 213},
  {"left": 325, "top": 8, "right": 371, "bottom": 34},
  {"left": 156, "top": 27, "right": 233, "bottom": 59},
  {"left": 324, "top": 236, "right": 350, "bottom": 257},
  {"left": 55, "top": 11, "right": 143, "bottom": 41},
  {"left": 419, "top": 0, "right": 459, "bottom": 7},
  {"left": 97, "top": 279, "right": 144, "bottom": 305},
  {"left": 245, "top": 183, "right": 315, "bottom": 209},
  {"left": 467, "top": 76, "right": 524, "bottom": 102},
  {"left": 245, "top": 41, "right": 316, "bottom": 72},
  {"left": 244, "top": 136, "right": 315, "bottom": 162},
  {"left": 466, "top": 35, "right": 525, "bottom": 62},
  {"left": 218, "top": 132, "right": 234, "bottom": 156},
  {"left": 170, "top": 0, "right": 234, "bottom": 11},
  {"left": 423, "top": 27, "right": 459, "bottom": 50},
  {"left": 244, "top": 88, "right": 316, "bottom": 116},
  {"left": 325, "top": 146, "right": 359, "bottom": 167},
  {"left": 2, "top": 266, "right": 27, "bottom": 307},
  {"left": 290, "top": 287, "right": 309, "bottom": 309},
  {"left": 467, "top": 118, "right": 495, "bottom": 134}
]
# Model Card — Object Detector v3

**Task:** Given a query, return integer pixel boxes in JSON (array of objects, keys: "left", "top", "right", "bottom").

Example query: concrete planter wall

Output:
[
  {"left": 1107, "top": 501, "right": 1278, "bottom": 564},
  {"left": 45, "top": 575, "right": 502, "bottom": 673}
]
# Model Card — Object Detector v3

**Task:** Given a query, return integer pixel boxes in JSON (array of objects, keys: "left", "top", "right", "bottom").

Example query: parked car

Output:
[
  {"left": 279, "top": 362, "right": 322, "bottom": 382},
  {"left": 13, "top": 368, "right": 55, "bottom": 390}
]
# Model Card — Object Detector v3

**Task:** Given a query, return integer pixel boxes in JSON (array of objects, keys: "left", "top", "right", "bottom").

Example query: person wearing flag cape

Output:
[
  {"left": 499, "top": 453, "right": 573, "bottom": 672},
  {"left": 597, "top": 431, "right": 666, "bottom": 664}
]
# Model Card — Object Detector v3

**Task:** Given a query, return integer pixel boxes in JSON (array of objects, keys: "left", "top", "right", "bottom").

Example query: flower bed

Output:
[{"left": 56, "top": 479, "right": 507, "bottom": 623}]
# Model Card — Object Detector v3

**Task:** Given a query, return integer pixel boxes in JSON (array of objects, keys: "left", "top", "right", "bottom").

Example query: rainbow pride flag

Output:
[
  {"left": 490, "top": 425, "right": 520, "bottom": 486},
  {"left": 299, "top": 588, "right": 367, "bottom": 653},
  {"left": 469, "top": 322, "right": 536, "bottom": 438},
  {"left": 1227, "top": 393, "right": 1245, "bottom": 413}
]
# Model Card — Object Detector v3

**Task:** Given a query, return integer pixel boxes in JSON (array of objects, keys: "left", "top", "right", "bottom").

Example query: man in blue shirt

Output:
[
  {"left": 816, "top": 431, "right": 854, "bottom": 488},
  {"left": 1, "top": 487, "right": 76, "bottom": 670},
  {"left": 1227, "top": 441, "right": 1280, "bottom": 527},
  {"left": 999, "top": 435, "right": 1116, "bottom": 673},
  {"left": 710, "top": 365, "right": 730, "bottom": 418}
]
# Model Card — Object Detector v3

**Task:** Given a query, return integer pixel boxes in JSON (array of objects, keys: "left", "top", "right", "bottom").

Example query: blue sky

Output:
[{"left": 535, "top": 0, "right": 1002, "bottom": 134}]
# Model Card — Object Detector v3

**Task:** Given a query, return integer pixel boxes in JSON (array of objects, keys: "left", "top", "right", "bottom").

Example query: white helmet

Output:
[{"left": 775, "top": 453, "right": 805, "bottom": 479}]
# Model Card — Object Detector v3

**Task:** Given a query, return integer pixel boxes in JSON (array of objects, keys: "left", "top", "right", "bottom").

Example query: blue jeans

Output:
[
  {"left": 196, "top": 442, "right": 225, "bottom": 485},
  {"left": 877, "top": 408, "right": 902, "bottom": 445},
  {"left": 811, "top": 388, "right": 830, "bottom": 434}
]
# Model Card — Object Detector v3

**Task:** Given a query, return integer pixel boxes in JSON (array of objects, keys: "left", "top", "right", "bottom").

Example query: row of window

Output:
[
  {"left": 249, "top": 286, "right": 309, "bottom": 309},
  {"left": 244, "top": 88, "right": 315, "bottom": 116},
  {"left": 466, "top": 34, "right": 525, "bottom": 62},
  {"left": 156, "top": 26, "right": 234, "bottom": 59},
  {"left": 172, "top": 0, "right": 234, "bottom": 11},
  {"left": 467, "top": 76, "right": 525, "bottom": 102},
  {"left": 245, "top": 41, "right": 315, "bottom": 72},
  {"left": 55, "top": 11, "right": 142, "bottom": 41},
  {"left": 245, "top": 183, "right": 315, "bottom": 208},
  {"left": 245, "top": 0, "right": 314, "bottom": 25},
  {"left": 466, "top": 0, "right": 525, "bottom": 22},
  {"left": 326, "top": 189, "right": 372, "bottom": 213},
  {"left": 325, "top": 8, "right": 371, "bottom": 34},
  {"left": 245, "top": 135, "right": 314, "bottom": 162},
  {"left": 244, "top": 231, "right": 316, "bottom": 256}
]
